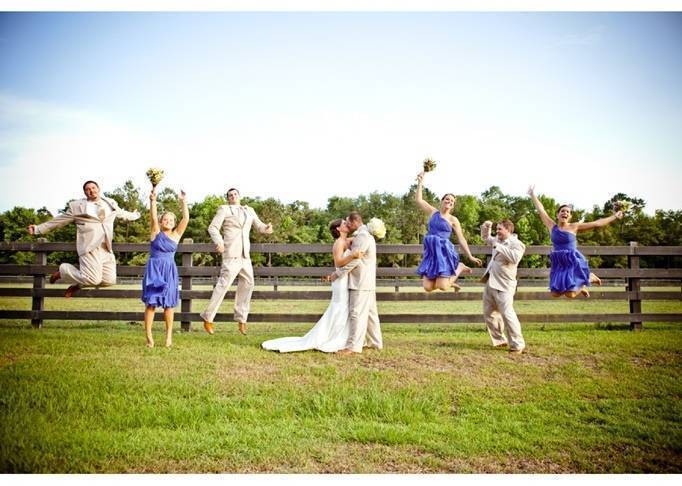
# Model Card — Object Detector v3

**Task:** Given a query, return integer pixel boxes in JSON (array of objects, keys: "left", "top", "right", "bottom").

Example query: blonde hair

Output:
[{"left": 160, "top": 212, "right": 176, "bottom": 227}]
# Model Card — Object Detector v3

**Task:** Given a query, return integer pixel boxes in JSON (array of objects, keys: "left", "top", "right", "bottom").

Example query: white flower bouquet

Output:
[
  {"left": 614, "top": 200, "right": 632, "bottom": 213},
  {"left": 423, "top": 157, "right": 437, "bottom": 172},
  {"left": 367, "top": 217, "right": 386, "bottom": 239},
  {"left": 146, "top": 168, "right": 165, "bottom": 187}
]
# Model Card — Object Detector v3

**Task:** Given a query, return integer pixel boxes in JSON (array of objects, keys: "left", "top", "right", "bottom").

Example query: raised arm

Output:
[
  {"left": 527, "top": 185, "right": 555, "bottom": 232},
  {"left": 575, "top": 211, "right": 624, "bottom": 232},
  {"left": 149, "top": 188, "right": 160, "bottom": 240},
  {"left": 451, "top": 217, "right": 482, "bottom": 266},
  {"left": 174, "top": 190, "right": 189, "bottom": 238},
  {"left": 415, "top": 171, "right": 437, "bottom": 215},
  {"left": 480, "top": 220, "right": 495, "bottom": 245}
]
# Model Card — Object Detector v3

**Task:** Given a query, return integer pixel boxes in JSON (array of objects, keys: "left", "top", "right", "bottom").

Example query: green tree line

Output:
[{"left": 1, "top": 180, "right": 680, "bottom": 269}]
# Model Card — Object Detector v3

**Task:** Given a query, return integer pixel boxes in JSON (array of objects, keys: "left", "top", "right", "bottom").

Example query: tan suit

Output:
[
  {"left": 334, "top": 226, "right": 382, "bottom": 352},
  {"left": 481, "top": 226, "right": 526, "bottom": 351},
  {"left": 200, "top": 204, "right": 269, "bottom": 324},
  {"left": 34, "top": 197, "right": 140, "bottom": 287}
]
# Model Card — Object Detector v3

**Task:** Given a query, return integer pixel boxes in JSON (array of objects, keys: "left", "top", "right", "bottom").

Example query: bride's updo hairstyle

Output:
[{"left": 329, "top": 219, "right": 343, "bottom": 239}]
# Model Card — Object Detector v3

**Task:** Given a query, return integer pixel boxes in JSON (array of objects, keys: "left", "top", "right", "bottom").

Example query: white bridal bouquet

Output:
[
  {"left": 614, "top": 200, "right": 632, "bottom": 213},
  {"left": 146, "top": 168, "right": 165, "bottom": 187},
  {"left": 367, "top": 217, "right": 386, "bottom": 239}
]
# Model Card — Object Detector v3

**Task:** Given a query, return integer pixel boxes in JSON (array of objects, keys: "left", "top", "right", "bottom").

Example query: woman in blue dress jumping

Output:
[
  {"left": 528, "top": 185, "right": 623, "bottom": 298},
  {"left": 141, "top": 186, "right": 189, "bottom": 347},
  {"left": 415, "top": 171, "right": 482, "bottom": 292}
]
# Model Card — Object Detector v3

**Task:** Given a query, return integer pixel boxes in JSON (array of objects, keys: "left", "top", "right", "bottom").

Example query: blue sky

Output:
[{"left": 1, "top": 12, "right": 681, "bottom": 214}]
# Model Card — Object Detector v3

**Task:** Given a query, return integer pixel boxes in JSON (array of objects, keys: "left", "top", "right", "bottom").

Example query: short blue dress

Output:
[
  {"left": 141, "top": 232, "right": 179, "bottom": 308},
  {"left": 549, "top": 225, "right": 591, "bottom": 293},
  {"left": 417, "top": 212, "right": 460, "bottom": 279}
]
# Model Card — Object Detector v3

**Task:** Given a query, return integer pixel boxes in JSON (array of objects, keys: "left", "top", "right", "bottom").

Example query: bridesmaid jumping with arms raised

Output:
[
  {"left": 415, "top": 170, "right": 482, "bottom": 292},
  {"left": 141, "top": 186, "right": 189, "bottom": 347},
  {"left": 528, "top": 185, "right": 624, "bottom": 298}
]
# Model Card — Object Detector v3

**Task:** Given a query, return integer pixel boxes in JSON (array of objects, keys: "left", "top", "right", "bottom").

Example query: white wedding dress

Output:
[{"left": 261, "top": 270, "right": 351, "bottom": 353}]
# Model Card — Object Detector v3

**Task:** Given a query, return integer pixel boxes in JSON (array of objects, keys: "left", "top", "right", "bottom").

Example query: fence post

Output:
[
  {"left": 273, "top": 276, "right": 278, "bottom": 292},
  {"left": 31, "top": 238, "right": 47, "bottom": 329},
  {"left": 628, "top": 241, "right": 642, "bottom": 331},
  {"left": 181, "top": 238, "right": 193, "bottom": 332}
]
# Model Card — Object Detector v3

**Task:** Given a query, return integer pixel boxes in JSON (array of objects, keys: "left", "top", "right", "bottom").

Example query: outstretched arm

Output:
[
  {"left": 149, "top": 188, "right": 160, "bottom": 240},
  {"left": 175, "top": 190, "right": 190, "bottom": 238},
  {"left": 29, "top": 207, "right": 75, "bottom": 235},
  {"left": 527, "top": 185, "right": 555, "bottom": 232},
  {"left": 415, "top": 171, "right": 437, "bottom": 216},
  {"left": 451, "top": 217, "right": 482, "bottom": 266},
  {"left": 250, "top": 208, "right": 273, "bottom": 234},
  {"left": 575, "top": 211, "right": 624, "bottom": 232}
]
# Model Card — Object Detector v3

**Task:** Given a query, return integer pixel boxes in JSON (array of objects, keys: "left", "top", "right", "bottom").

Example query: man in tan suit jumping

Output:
[
  {"left": 480, "top": 219, "right": 526, "bottom": 354},
  {"left": 200, "top": 188, "right": 273, "bottom": 336},
  {"left": 27, "top": 180, "right": 140, "bottom": 297},
  {"left": 329, "top": 211, "right": 383, "bottom": 355}
]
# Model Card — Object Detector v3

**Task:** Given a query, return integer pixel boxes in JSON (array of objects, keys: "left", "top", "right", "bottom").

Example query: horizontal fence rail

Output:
[{"left": 1, "top": 241, "right": 680, "bottom": 330}]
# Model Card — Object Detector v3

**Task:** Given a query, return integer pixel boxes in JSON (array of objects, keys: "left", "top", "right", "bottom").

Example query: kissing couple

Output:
[{"left": 262, "top": 211, "right": 383, "bottom": 354}]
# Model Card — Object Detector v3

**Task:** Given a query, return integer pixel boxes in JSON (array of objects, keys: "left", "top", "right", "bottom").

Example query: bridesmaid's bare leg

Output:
[
  {"left": 163, "top": 308, "right": 174, "bottom": 347},
  {"left": 422, "top": 277, "right": 436, "bottom": 292},
  {"left": 144, "top": 306, "right": 155, "bottom": 348},
  {"left": 435, "top": 277, "right": 454, "bottom": 291}
]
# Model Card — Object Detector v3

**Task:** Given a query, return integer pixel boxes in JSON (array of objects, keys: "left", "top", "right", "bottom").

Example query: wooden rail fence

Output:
[{"left": 1, "top": 241, "right": 680, "bottom": 331}]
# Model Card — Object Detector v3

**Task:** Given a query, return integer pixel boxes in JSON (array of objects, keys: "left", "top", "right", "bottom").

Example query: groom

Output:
[{"left": 329, "top": 211, "right": 383, "bottom": 355}]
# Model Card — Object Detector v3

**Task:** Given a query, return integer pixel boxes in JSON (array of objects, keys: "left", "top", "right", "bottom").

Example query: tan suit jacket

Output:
[
  {"left": 35, "top": 197, "right": 140, "bottom": 256},
  {"left": 481, "top": 231, "right": 525, "bottom": 293},
  {"left": 208, "top": 204, "right": 269, "bottom": 258},
  {"left": 334, "top": 226, "right": 376, "bottom": 291}
]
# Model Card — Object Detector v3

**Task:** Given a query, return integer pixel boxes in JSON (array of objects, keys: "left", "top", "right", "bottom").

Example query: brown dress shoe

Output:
[
  {"left": 49, "top": 271, "right": 61, "bottom": 284},
  {"left": 336, "top": 348, "right": 356, "bottom": 356},
  {"left": 494, "top": 342, "right": 508, "bottom": 348},
  {"left": 64, "top": 285, "right": 79, "bottom": 298},
  {"left": 238, "top": 322, "right": 247, "bottom": 335},
  {"left": 203, "top": 321, "right": 214, "bottom": 335},
  {"left": 509, "top": 348, "right": 525, "bottom": 354}
]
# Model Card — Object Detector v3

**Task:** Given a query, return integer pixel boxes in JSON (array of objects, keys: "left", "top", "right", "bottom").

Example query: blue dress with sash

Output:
[
  {"left": 141, "top": 232, "right": 179, "bottom": 308},
  {"left": 417, "top": 212, "right": 460, "bottom": 279},
  {"left": 549, "top": 225, "right": 591, "bottom": 293}
]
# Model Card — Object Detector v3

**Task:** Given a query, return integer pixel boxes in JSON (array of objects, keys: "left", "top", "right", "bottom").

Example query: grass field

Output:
[{"left": 0, "top": 289, "right": 681, "bottom": 472}]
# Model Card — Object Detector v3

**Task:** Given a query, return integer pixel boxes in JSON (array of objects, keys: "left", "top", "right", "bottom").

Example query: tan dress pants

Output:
[
  {"left": 346, "top": 290, "right": 383, "bottom": 353},
  {"left": 59, "top": 246, "right": 116, "bottom": 287},
  {"left": 200, "top": 257, "right": 254, "bottom": 324},
  {"left": 483, "top": 285, "right": 525, "bottom": 351}
]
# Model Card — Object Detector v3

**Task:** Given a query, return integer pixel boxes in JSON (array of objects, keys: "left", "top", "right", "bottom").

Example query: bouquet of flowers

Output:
[
  {"left": 613, "top": 200, "right": 632, "bottom": 214},
  {"left": 146, "top": 168, "right": 165, "bottom": 187},
  {"left": 367, "top": 217, "right": 386, "bottom": 239},
  {"left": 423, "top": 157, "right": 437, "bottom": 172}
]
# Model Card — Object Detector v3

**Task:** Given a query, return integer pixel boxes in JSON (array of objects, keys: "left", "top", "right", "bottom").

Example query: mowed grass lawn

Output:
[{"left": 0, "top": 288, "right": 681, "bottom": 472}]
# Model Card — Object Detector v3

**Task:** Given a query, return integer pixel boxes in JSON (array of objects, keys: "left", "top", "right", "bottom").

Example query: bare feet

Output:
[
  {"left": 203, "top": 320, "right": 214, "bottom": 335},
  {"left": 459, "top": 264, "right": 473, "bottom": 275},
  {"left": 447, "top": 276, "right": 462, "bottom": 292},
  {"left": 336, "top": 348, "right": 356, "bottom": 356},
  {"left": 64, "top": 285, "right": 79, "bottom": 298},
  {"left": 589, "top": 273, "right": 602, "bottom": 286},
  {"left": 49, "top": 271, "right": 61, "bottom": 284},
  {"left": 579, "top": 286, "right": 590, "bottom": 298},
  {"left": 165, "top": 341, "right": 172, "bottom": 348},
  {"left": 146, "top": 339, "right": 154, "bottom": 348}
]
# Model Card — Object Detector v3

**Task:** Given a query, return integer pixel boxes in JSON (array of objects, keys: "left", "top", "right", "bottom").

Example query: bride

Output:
[{"left": 261, "top": 219, "right": 364, "bottom": 353}]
